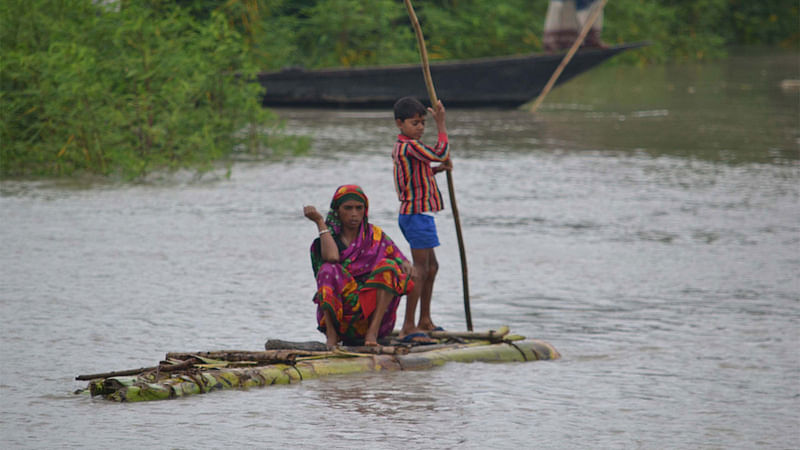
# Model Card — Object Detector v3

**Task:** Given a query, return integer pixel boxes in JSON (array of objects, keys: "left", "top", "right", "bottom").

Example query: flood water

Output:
[{"left": 1, "top": 49, "right": 798, "bottom": 449}]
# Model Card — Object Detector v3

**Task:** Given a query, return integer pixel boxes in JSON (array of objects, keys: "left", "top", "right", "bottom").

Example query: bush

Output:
[
  {"left": 245, "top": 0, "right": 798, "bottom": 69},
  {"left": 1, "top": 0, "right": 298, "bottom": 179}
]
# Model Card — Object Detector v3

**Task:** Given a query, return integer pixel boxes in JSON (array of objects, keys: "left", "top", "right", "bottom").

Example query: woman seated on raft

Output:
[{"left": 304, "top": 185, "right": 415, "bottom": 349}]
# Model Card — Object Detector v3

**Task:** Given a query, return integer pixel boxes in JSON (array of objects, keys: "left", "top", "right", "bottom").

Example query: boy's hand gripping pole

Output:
[{"left": 404, "top": 0, "right": 472, "bottom": 331}]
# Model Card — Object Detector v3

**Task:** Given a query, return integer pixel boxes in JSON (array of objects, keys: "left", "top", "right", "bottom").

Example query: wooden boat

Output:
[
  {"left": 257, "top": 42, "right": 647, "bottom": 108},
  {"left": 76, "top": 327, "right": 560, "bottom": 402}
]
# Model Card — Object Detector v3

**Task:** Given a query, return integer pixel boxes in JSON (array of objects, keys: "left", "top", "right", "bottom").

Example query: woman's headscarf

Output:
[
  {"left": 324, "top": 184, "right": 369, "bottom": 236},
  {"left": 312, "top": 184, "right": 384, "bottom": 278}
]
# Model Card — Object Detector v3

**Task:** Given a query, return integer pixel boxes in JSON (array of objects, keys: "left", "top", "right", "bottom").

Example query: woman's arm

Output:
[{"left": 304, "top": 205, "right": 339, "bottom": 262}]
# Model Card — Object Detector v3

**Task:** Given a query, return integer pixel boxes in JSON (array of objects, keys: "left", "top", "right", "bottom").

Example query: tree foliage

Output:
[
  {"left": 1, "top": 0, "right": 300, "bottom": 179},
  {"left": 2, "top": 0, "right": 795, "bottom": 178},
  {"left": 239, "top": 0, "right": 797, "bottom": 69}
]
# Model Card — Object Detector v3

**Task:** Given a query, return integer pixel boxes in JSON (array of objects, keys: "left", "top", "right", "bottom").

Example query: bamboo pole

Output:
[
  {"left": 339, "top": 345, "right": 408, "bottom": 355},
  {"left": 164, "top": 350, "right": 329, "bottom": 362},
  {"left": 527, "top": 0, "right": 608, "bottom": 114},
  {"left": 265, "top": 339, "right": 328, "bottom": 351},
  {"left": 429, "top": 325, "right": 510, "bottom": 341},
  {"left": 265, "top": 339, "right": 407, "bottom": 355},
  {"left": 403, "top": 0, "right": 473, "bottom": 331},
  {"left": 76, "top": 358, "right": 199, "bottom": 381}
]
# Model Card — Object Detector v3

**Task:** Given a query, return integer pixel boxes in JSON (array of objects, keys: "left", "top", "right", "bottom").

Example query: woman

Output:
[{"left": 304, "top": 185, "right": 414, "bottom": 348}]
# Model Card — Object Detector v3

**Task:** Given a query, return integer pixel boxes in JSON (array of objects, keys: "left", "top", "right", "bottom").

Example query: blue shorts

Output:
[{"left": 398, "top": 214, "right": 440, "bottom": 249}]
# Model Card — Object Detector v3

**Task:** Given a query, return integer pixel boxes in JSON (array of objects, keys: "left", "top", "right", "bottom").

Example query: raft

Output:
[{"left": 76, "top": 327, "right": 560, "bottom": 402}]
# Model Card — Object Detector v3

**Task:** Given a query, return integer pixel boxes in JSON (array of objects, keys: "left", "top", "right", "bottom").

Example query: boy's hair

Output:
[{"left": 393, "top": 96, "right": 427, "bottom": 120}]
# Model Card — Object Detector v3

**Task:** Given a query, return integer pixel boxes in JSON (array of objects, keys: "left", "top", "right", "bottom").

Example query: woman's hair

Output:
[{"left": 393, "top": 96, "right": 427, "bottom": 120}]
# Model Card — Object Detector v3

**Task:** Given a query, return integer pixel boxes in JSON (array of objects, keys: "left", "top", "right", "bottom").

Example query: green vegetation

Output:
[
  {"left": 1, "top": 0, "right": 307, "bottom": 179},
  {"left": 241, "top": 0, "right": 797, "bottom": 69},
  {"left": 2, "top": 0, "right": 795, "bottom": 178}
]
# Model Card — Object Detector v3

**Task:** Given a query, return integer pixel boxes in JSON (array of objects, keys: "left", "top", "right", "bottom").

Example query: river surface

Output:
[{"left": 1, "top": 49, "right": 798, "bottom": 449}]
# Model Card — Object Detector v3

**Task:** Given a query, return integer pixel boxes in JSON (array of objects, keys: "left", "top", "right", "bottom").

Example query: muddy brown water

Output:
[{"left": 1, "top": 48, "right": 797, "bottom": 449}]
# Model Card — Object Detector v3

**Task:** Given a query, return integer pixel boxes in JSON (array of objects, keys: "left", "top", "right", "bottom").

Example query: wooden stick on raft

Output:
[
  {"left": 75, "top": 358, "right": 200, "bottom": 381},
  {"left": 404, "top": 0, "right": 473, "bottom": 331},
  {"left": 429, "top": 325, "right": 510, "bottom": 341},
  {"left": 164, "top": 350, "right": 330, "bottom": 362},
  {"left": 527, "top": 0, "right": 609, "bottom": 114},
  {"left": 265, "top": 339, "right": 408, "bottom": 355},
  {"left": 340, "top": 345, "right": 408, "bottom": 355}
]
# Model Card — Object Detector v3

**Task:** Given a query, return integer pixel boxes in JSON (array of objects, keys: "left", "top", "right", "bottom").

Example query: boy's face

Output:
[{"left": 396, "top": 113, "right": 426, "bottom": 140}]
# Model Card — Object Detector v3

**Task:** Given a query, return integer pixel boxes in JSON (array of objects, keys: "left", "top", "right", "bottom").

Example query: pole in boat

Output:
[
  {"left": 403, "top": 0, "right": 473, "bottom": 331},
  {"left": 527, "top": 0, "right": 608, "bottom": 114}
]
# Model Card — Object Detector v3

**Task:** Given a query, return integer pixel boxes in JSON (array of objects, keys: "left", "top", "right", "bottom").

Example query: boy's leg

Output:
[
  {"left": 416, "top": 248, "right": 439, "bottom": 331},
  {"left": 399, "top": 247, "right": 432, "bottom": 336},
  {"left": 398, "top": 213, "right": 440, "bottom": 337},
  {"left": 400, "top": 252, "right": 423, "bottom": 336}
]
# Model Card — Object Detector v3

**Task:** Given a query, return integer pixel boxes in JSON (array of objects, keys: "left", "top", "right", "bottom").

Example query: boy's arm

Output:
[
  {"left": 432, "top": 158, "right": 452, "bottom": 174},
  {"left": 429, "top": 100, "right": 447, "bottom": 136},
  {"left": 405, "top": 137, "right": 449, "bottom": 162},
  {"left": 405, "top": 99, "right": 449, "bottom": 162}
]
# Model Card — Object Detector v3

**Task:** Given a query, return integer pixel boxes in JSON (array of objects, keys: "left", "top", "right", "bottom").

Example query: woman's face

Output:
[{"left": 337, "top": 200, "right": 365, "bottom": 231}]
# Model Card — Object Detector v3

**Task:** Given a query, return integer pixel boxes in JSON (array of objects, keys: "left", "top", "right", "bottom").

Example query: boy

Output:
[{"left": 392, "top": 96, "right": 452, "bottom": 341}]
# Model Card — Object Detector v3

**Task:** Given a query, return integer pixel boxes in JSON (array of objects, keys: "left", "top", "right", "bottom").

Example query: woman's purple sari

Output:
[{"left": 310, "top": 185, "right": 412, "bottom": 344}]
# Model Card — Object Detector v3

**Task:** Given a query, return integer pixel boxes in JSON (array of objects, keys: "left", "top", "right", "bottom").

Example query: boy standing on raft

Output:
[{"left": 392, "top": 96, "right": 452, "bottom": 341}]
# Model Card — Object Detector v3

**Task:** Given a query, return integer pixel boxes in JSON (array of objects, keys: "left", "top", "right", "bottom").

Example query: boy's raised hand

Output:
[{"left": 428, "top": 100, "right": 447, "bottom": 133}]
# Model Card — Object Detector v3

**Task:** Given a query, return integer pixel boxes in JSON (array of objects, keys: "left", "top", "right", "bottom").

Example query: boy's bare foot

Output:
[
  {"left": 399, "top": 326, "right": 425, "bottom": 338},
  {"left": 417, "top": 320, "right": 439, "bottom": 332},
  {"left": 398, "top": 331, "right": 436, "bottom": 344}
]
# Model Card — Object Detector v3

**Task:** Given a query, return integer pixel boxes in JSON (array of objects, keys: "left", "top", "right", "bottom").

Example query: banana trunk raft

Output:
[{"left": 76, "top": 327, "right": 560, "bottom": 402}]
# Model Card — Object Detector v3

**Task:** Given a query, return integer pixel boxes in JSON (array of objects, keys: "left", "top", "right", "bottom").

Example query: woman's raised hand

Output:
[{"left": 304, "top": 205, "right": 324, "bottom": 224}]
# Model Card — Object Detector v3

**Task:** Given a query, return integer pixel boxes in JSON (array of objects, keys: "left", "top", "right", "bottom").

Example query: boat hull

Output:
[{"left": 257, "top": 43, "right": 646, "bottom": 108}]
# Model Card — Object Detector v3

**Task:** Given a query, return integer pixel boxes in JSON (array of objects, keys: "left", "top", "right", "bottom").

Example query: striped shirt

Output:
[{"left": 392, "top": 133, "right": 450, "bottom": 215}]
